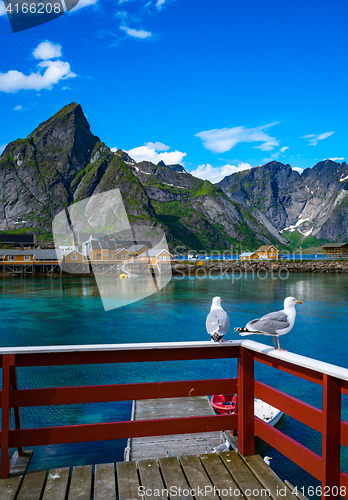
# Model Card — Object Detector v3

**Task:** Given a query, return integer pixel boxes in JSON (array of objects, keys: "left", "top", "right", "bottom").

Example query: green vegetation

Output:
[{"left": 280, "top": 230, "right": 328, "bottom": 252}]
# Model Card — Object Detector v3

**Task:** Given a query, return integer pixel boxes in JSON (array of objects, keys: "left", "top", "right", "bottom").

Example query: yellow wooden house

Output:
[
  {"left": 62, "top": 249, "right": 84, "bottom": 265},
  {"left": 126, "top": 245, "right": 149, "bottom": 260},
  {"left": 142, "top": 249, "right": 173, "bottom": 266},
  {"left": 115, "top": 248, "right": 129, "bottom": 262},
  {"left": 256, "top": 245, "right": 279, "bottom": 260},
  {"left": 240, "top": 252, "right": 260, "bottom": 261}
]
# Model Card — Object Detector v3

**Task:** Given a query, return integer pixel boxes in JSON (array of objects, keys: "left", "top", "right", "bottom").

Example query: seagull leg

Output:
[
  {"left": 272, "top": 336, "right": 277, "bottom": 349},
  {"left": 277, "top": 337, "right": 288, "bottom": 351}
]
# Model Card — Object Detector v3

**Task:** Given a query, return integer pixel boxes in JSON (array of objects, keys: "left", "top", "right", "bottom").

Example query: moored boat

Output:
[{"left": 211, "top": 394, "right": 283, "bottom": 426}]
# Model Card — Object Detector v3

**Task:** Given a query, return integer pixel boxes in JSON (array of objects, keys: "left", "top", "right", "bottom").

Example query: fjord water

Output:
[{"left": 1, "top": 273, "right": 348, "bottom": 490}]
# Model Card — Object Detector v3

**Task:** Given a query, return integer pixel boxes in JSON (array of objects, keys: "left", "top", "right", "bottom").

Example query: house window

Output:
[
  {"left": 8, "top": 256, "right": 14, "bottom": 261},
  {"left": 71, "top": 255, "right": 78, "bottom": 261},
  {"left": 121, "top": 254, "right": 126, "bottom": 259},
  {"left": 270, "top": 253, "right": 275, "bottom": 257},
  {"left": 24, "top": 256, "right": 30, "bottom": 261},
  {"left": 158, "top": 256, "right": 162, "bottom": 261},
  {"left": 103, "top": 251, "right": 108, "bottom": 256},
  {"left": 96, "top": 253, "right": 101, "bottom": 260}
]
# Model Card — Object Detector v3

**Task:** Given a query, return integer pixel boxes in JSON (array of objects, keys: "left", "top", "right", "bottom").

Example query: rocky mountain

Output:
[
  {"left": 217, "top": 160, "right": 348, "bottom": 244},
  {"left": 0, "top": 103, "right": 280, "bottom": 251}
]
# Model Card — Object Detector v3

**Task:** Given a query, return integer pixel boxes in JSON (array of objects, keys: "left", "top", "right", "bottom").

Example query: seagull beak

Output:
[
  {"left": 221, "top": 299, "right": 223, "bottom": 303},
  {"left": 296, "top": 300, "right": 302, "bottom": 304}
]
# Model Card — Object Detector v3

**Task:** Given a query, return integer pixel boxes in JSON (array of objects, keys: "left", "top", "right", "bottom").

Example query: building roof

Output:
[
  {"left": 99, "top": 241, "right": 109, "bottom": 250},
  {"left": 34, "top": 249, "right": 62, "bottom": 260},
  {"left": 128, "top": 244, "right": 148, "bottom": 253},
  {"left": 108, "top": 241, "right": 116, "bottom": 250},
  {"left": 114, "top": 240, "right": 152, "bottom": 248},
  {"left": 257, "top": 245, "right": 278, "bottom": 252},
  {"left": 322, "top": 243, "right": 348, "bottom": 248},
  {"left": 0, "top": 233, "right": 35, "bottom": 245},
  {"left": 91, "top": 241, "right": 100, "bottom": 250},
  {"left": 115, "top": 248, "right": 128, "bottom": 254},
  {"left": 62, "top": 249, "right": 82, "bottom": 257},
  {"left": 240, "top": 252, "right": 258, "bottom": 257},
  {"left": 143, "top": 249, "right": 172, "bottom": 257},
  {"left": 0, "top": 249, "right": 35, "bottom": 255},
  {"left": 0, "top": 249, "right": 62, "bottom": 259}
]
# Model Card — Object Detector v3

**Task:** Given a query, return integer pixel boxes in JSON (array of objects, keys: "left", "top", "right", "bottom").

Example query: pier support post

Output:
[
  {"left": 322, "top": 374, "right": 341, "bottom": 498},
  {"left": 238, "top": 347, "right": 255, "bottom": 456}
]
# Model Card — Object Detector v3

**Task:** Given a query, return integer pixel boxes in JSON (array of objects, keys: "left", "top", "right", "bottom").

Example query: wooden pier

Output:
[
  {"left": 127, "top": 396, "right": 224, "bottom": 461},
  {"left": 0, "top": 448, "right": 302, "bottom": 500}
]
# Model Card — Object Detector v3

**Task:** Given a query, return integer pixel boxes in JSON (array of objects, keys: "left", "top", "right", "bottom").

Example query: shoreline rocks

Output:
[{"left": 172, "top": 260, "right": 348, "bottom": 274}]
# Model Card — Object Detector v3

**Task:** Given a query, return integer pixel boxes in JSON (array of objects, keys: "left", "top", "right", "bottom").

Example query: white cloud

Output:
[
  {"left": 126, "top": 143, "right": 186, "bottom": 164},
  {"left": 292, "top": 167, "right": 303, "bottom": 174},
  {"left": 0, "top": 144, "right": 8, "bottom": 154},
  {"left": 195, "top": 122, "right": 280, "bottom": 153},
  {"left": 0, "top": 42, "right": 76, "bottom": 93},
  {"left": 328, "top": 157, "right": 344, "bottom": 161},
  {"left": 33, "top": 41, "right": 62, "bottom": 60},
  {"left": 270, "top": 145, "right": 289, "bottom": 159},
  {"left": 301, "top": 131, "right": 334, "bottom": 146},
  {"left": 156, "top": 0, "right": 165, "bottom": 8},
  {"left": 144, "top": 141, "right": 169, "bottom": 152},
  {"left": 14, "top": 105, "right": 22, "bottom": 111},
  {"left": 120, "top": 26, "right": 152, "bottom": 38},
  {"left": 190, "top": 163, "right": 251, "bottom": 184}
]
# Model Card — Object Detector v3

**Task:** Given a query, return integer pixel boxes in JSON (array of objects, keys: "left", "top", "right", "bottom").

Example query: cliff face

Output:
[
  {"left": 0, "top": 103, "right": 154, "bottom": 233},
  {"left": 218, "top": 160, "right": 348, "bottom": 242},
  {"left": 0, "top": 103, "right": 280, "bottom": 250}
]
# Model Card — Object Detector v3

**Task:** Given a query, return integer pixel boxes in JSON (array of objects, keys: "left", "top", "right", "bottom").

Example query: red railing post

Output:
[
  {"left": 9, "top": 358, "right": 23, "bottom": 456},
  {"left": 1, "top": 354, "right": 14, "bottom": 479},
  {"left": 322, "top": 374, "right": 341, "bottom": 498},
  {"left": 238, "top": 346, "right": 255, "bottom": 456}
]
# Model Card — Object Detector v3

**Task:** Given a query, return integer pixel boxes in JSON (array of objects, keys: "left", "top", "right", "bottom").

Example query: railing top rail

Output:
[
  {"left": 1, "top": 339, "right": 348, "bottom": 383},
  {"left": 242, "top": 339, "right": 348, "bottom": 383},
  {"left": 0, "top": 340, "right": 239, "bottom": 355}
]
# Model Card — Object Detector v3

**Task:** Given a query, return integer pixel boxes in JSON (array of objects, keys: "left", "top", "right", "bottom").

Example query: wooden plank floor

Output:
[
  {"left": 129, "top": 396, "right": 223, "bottom": 460},
  {"left": 0, "top": 450, "right": 305, "bottom": 500}
]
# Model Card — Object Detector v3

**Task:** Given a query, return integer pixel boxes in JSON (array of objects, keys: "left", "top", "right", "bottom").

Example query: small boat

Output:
[
  {"left": 210, "top": 394, "right": 237, "bottom": 414},
  {"left": 211, "top": 394, "right": 283, "bottom": 426}
]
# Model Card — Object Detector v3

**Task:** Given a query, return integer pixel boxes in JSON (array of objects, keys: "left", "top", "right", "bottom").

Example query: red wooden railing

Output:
[{"left": 1, "top": 340, "right": 348, "bottom": 500}]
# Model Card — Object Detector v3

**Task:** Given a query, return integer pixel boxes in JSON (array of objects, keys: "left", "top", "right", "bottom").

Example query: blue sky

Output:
[{"left": 0, "top": 0, "right": 347, "bottom": 183}]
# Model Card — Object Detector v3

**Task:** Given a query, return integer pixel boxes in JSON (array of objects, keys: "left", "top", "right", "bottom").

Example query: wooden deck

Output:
[
  {"left": 128, "top": 396, "right": 223, "bottom": 461},
  {"left": 0, "top": 449, "right": 303, "bottom": 500}
]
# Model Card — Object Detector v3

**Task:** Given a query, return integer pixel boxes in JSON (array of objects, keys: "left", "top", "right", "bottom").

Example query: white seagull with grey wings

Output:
[
  {"left": 206, "top": 296, "right": 230, "bottom": 342},
  {"left": 234, "top": 297, "right": 302, "bottom": 350}
]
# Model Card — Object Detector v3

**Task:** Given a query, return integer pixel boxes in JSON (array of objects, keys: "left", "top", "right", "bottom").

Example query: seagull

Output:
[
  {"left": 212, "top": 439, "right": 230, "bottom": 453},
  {"left": 264, "top": 456, "right": 273, "bottom": 466},
  {"left": 206, "top": 296, "right": 230, "bottom": 342},
  {"left": 234, "top": 297, "right": 302, "bottom": 350}
]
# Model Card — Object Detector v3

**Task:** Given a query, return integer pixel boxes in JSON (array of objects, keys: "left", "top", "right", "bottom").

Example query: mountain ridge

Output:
[
  {"left": 0, "top": 103, "right": 280, "bottom": 251},
  {"left": 1, "top": 102, "right": 347, "bottom": 251}
]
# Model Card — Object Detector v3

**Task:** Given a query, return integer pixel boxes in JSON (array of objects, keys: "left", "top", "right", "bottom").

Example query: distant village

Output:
[
  {"left": 0, "top": 233, "right": 347, "bottom": 276},
  {"left": 0, "top": 233, "right": 172, "bottom": 277}
]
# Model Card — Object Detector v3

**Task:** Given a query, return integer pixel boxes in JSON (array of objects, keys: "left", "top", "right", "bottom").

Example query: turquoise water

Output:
[{"left": 1, "top": 273, "right": 348, "bottom": 489}]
